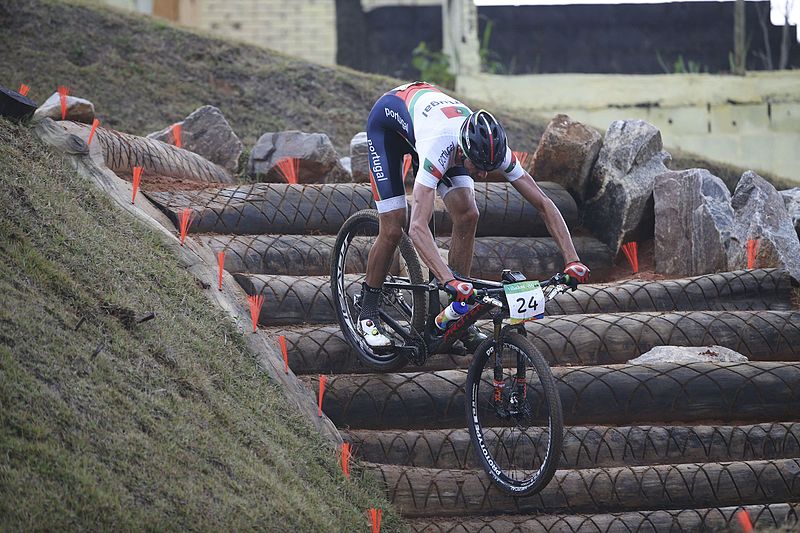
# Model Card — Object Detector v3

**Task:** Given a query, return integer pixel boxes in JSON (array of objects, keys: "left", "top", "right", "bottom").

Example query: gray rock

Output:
[
  {"left": 248, "top": 130, "right": 349, "bottom": 184},
  {"left": 587, "top": 119, "right": 663, "bottom": 199},
  {"left": 780, "top": 187, "right": 800, "bottom": 239},
  {"left": 629, "top": 345, "right": 748, "bottom": 364},
  {"left": 583, "top": 120, "right": 671, "bottom": 254},
  {"left": 339, "top": 156, "right": 352, "bottom": 175},
  {"left": 33, "top": 91, "right": 95, "bottom": 124},
  {"left": 350, "top": 131, "right": 370, "bottom": 183},
  {"left": 654, "top": 169, "right": 736, "bottom": 276},
  {"left": 147, "top": 105, "right": 242, "bottom": 175},
  {"left": 531, "top": 114, "right": 601, "bottom": 202},
  {"left": 729, "top": 171, "right": 800, "bottom": 280}
]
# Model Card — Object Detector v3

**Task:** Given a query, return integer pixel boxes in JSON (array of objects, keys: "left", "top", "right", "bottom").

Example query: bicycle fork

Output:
[{"left": 492, "top": 320, "right": 527, "bottom": 418}]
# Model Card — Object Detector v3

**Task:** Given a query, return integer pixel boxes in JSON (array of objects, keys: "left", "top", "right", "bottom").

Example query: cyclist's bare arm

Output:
[
  {"left": 408, "top": 183, "right": 455, "bottom": 283},
  {"left": 511, "top": 171, "right": 580, "bottom": 264}
]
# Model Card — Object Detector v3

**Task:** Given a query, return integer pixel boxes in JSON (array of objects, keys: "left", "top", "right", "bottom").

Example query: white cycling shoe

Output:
[{"left": 358, "top": 318, "right": 394, "bottom": 350}]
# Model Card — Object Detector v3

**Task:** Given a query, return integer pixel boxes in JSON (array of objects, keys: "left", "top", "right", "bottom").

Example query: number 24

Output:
[{"left": 515, "top": 295, "right": 539, "bottom": 314}]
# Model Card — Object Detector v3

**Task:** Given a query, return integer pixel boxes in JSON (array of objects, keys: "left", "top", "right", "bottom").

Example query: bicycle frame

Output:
[{"left": 382, "top": 273, "right": 569, "bottom": 356}]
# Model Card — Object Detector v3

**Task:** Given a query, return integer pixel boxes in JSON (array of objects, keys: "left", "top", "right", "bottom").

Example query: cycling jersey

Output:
[{"left": 366, "top": 82, "right": 525, "bottom": 213}]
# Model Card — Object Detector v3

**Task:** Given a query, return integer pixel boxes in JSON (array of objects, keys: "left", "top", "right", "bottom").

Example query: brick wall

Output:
[{"left": 195, "top": 0, "right": 337, "bottom": 65}]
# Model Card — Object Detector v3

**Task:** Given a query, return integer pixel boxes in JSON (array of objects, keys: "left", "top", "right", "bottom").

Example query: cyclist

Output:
[{"left": 358, "top": 81, "right": 590, "bottom": 350}]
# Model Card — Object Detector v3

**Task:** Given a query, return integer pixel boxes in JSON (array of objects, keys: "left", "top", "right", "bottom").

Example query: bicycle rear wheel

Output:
[
  {"left": 465, "top": 332, "right": 563, "bottom": 495},
  {"left": 330, "top": 209, "right": 427, "bottom": 372}
]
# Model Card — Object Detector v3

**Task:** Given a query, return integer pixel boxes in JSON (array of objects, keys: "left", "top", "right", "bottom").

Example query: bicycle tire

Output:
[
  {"left": 465, "top": 332, "right": 564, "bottom": 495},
  {"left": 331, "top": 209, "right": 427, "bottom": 372}
]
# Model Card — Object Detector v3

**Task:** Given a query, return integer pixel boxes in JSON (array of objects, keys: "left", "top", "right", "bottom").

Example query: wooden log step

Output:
[
  {"left": 303, "top": 362, "right": 800, "bottom": 430},
  {"left": 366, "top": 459, "right": 800, "bottom": 516},
  {"left": 437, "top": 182, "right": 578, "bottom": 237},
  {"left": 235, "top": 267, "right": 796, "bottom": 326},
  {"left": 199, "top": 234, "right": 614, "bottom": 282},
  {"left": 344, "top": 422, "right": 800, "bottom": 470},
  {"left": 547, "top": 268, "right": 794, "bottom": 314},
  {"left": 146, "top": 183, "right": 374, "bottom": 235},
  {"left": 525, "top": 309, "right": 800, "bottom": 365},
  {"left": 406, "top": 503, "right": 800, "bottom": 532},
  {"left": 276, "top": 325, "right": 470, "bottom": 375},
  {"left": 145, "top": 182, "right": 577, "bottom": 236},
  {"left": 233, "top": 274, "right": 352, "bottom": 325},
  {"left": 275, "top": 310, "right": 800, "bottom": 372}
]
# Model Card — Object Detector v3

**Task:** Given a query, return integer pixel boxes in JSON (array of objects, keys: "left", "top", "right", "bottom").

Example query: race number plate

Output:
[{"left": 504, "top": 280, "right": 545, "bottom": 323}]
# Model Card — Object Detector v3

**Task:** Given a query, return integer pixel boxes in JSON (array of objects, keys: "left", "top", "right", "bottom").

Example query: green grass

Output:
[{"left": 0, "top": 117, "right": 404, "bottom": 530}]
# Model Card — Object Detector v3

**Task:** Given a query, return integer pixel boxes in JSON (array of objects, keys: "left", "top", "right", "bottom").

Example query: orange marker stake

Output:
[
  {"left": 275, "top": 157, "right": 300, "bottom": 185},
  {"left": 18, "top": 84, "right": 30, "bottom": 97},
  {"left": 318, "top": 375, "right": 327, "bottom": 417},
  {"left": 402, "top": 153, "right": 412, "bottom": 180},
  {"left": 87, "top": 118, "right": 100, "bottom": 146},
  {"left": 621, "top": 242, "right": 639, "bottom": 274},
  {"left": 57, "top": 85, "right": 69, "bottom": 120},
  {"left": 132, "top": 166, "right": 143, "bottom": 204},
  {"left": 340, "top": 442, "right": 351, "bottom": 479},
  {"left": 278, "top": 335, "right": 289, "bottom": 374},
  {"left": 171, "top": 123, "right": 182, "bottom": 148},
  {"left": 746, "top": 239, "right": 758, "bottom": 269},
  {"left": 217, "top": 250, "right": 225, "bottom": 291},
  {"left": 368, "top": 508, "right": 382, "bottom": 533},
  {"left": 736, "top": 509, "right": 753, "bottom": 532},
  {"left": 178, "top": 208, "right": 195, "bottom": 245},
  {"left": 247, "top": 294, "right": 265, "bottom": 333}
]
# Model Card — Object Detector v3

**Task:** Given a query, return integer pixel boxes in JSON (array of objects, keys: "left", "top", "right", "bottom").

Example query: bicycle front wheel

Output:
[
  {"left": 330, "top": 209, "right": 427, "bottom": 372},
  {"left": 465, "top": 332, "right": 563, "bottom": 496}
]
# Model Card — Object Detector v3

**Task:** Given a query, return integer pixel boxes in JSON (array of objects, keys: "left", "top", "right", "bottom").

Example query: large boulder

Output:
[
  {"left": 583, "top": 120, "right": 671, "bottom": 254},
  {"left": 248, "top": 130, "right": 349, "bottom": 184},
  {"left": 350, "top": 131, "right": 370, "bottom": 183},
  {"left": 530, "top": 114, "right": 602, "bottom": 202},
  {"left": 32, "top": 91, "right": 95, "bottom": 124},
  {"left": 653, "top": 169, "right": 736, "bottom": 276},
  {"left": 147, "top": 105, "right": 243, "bottom": 175},
  {"left": 729, "top": 171, "right": 800, "bottom": 280},
  {"left": 780, "top": 187, "right": 800, "bottom": 239}
]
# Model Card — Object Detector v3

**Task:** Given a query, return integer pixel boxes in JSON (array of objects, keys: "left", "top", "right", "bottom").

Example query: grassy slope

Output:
[{"left": 0, "top": 117, "right": 402, "bottom": 531}]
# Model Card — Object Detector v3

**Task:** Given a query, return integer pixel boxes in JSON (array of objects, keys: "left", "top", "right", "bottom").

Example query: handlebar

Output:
[{"left": 438, "top": 272, "right": 578, "bottom": 309}]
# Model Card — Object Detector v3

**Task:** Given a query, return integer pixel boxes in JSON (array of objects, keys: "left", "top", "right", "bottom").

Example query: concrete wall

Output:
[
  {"left": 186, "top": 0, "right": 337, "bottom": 65},
  {"left": 458, "top": 71, "right": 800, "bottom": 185},
  {"left": 103, "top": 0, "right": 337, "bottom": 65}
]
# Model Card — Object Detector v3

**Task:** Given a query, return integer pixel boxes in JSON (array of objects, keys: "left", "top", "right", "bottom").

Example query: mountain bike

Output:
[{"left": 331, "top": 209, "right": 575, "bottom": 495}]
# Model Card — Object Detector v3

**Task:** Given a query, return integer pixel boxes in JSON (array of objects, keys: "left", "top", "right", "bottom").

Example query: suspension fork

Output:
[{"left": 492, "top": 317, "right": 505, "bottom": 405}]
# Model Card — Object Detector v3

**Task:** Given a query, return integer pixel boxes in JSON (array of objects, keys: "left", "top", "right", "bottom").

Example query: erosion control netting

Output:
[
  {"left": 343, "top": 423, "right": 800, "bottom": 470},
  {"left": 145, "top": 182, "right": 577, "bottom": 237},
  {"left": 200, "top": 234, "right": 613, "bottom": 280},
  {"left": 369, "top": 459, "right": 800, "bottom": 516},
  {"left": 275, "top": 310, "right": 800, "bottom": 372},
  {"left": 305, "top": 362, "right": 800, "bottom": 430},
  {"left": 406, "top": 503, "right": 800, "bottom": 532},
  {"left": 67, "top": 121, "right": 232, "bottom": 184}
]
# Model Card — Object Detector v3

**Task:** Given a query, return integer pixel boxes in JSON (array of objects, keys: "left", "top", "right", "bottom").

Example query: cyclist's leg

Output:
[
  {"left": 439, "top": 176, "right": 479, "bottom": 277},
  {"left": 360, "top": 96, "right": 412, "bottom": 347}
]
